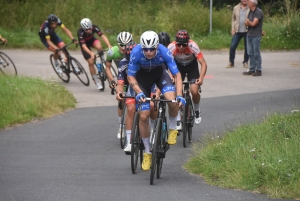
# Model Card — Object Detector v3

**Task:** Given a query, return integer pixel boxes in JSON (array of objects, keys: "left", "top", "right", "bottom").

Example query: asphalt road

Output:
[{"left": 0, "top": 49, "right": 299, "bottom": 201}]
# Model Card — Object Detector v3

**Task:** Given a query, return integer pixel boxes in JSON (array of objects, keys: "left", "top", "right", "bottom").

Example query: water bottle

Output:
[{"left": 96, "top": 63, "right": 102, "bottom": 72}]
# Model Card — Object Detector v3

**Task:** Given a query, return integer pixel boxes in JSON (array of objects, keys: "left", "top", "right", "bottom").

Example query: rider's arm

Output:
[
  {"left": 105, "top": 48, "right": 115, "bottom": 82},
  {"left": 0, "top": 35, "right": 7, "bottom": 44},
  {"left": 100, "top": 34, "right": 112, "bottom": 49},
  {"left": 197, "top": 57, "right": 207, "bottom": 85},
  {"left": 60, "top": 24, "right": 76, "bottom": 41}
]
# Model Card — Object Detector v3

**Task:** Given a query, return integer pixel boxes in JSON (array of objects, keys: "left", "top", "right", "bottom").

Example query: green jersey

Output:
[{"left": 106, "top": 46, "right": 124, "bottom": 67}]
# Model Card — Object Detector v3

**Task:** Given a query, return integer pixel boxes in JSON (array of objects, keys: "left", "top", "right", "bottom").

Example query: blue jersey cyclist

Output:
[
  {"left": 127, "top": 30, "right": 185, "bottom": 171},
  {"left": 116, "top": 42, "right": 159, "bottom": 154},
  {"left": 38, "top": 14, "right": 77, "bottom": 74}
]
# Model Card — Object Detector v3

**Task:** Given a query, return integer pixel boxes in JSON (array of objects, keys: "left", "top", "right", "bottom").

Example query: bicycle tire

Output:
[
  {"left": 103, "top": 64, "right": 118, "bottom": 86},
  {"left": 120, "top": 102, "right": 127, "bottom": 149},
  {"left": 182, "top": 101, "right": 188, "bottom": 148},
  {"left": 187, "top": 103, "right": 194, "bottom": 143},
  {"left": 131, "top": 112, "right": 140, "bottom": 174},
  {"left": 157, "top": 117, "right": 167, "bottom": 179},
  {"left": 70, "top": 57, "right": 90, "bottom": 86},
  {"left": 150, "top": 118, "right": 162, "bottom": 185},
  {"left": 0, "top": 52, "right": 17, "bottom": 76},
  {"left": 49, "top": 54, "right": 70, "bottom": 83}
]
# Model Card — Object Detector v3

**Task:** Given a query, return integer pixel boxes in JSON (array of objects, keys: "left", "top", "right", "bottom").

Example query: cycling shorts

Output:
[
  {"left": 80, "top": 37, "right": 99, "bottom": 60},
  {"left": 176, "top": 56, "right": 200, "bottom": 81},
  {"left": 40, "top": 33, "right": 64, "bottom": 50}
]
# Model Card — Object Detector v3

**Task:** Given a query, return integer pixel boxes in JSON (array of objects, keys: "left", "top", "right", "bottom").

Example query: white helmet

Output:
[
  {"left": 140, "top": 30, "right": 159, "bottom": 48},
  {"left": 117, "top": 31, "right": 133, "bottom": 45},
  {"left": 80, "top": 18, "right": 92, "bottom": 29}
]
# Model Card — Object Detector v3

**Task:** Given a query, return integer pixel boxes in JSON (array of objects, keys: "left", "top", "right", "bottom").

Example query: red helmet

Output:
[
  {"left": 175, "top": 30, "right": 190, "bottom": 43},
  {"left": 125, "top": 42, "right": 137, "bottom": 60}
]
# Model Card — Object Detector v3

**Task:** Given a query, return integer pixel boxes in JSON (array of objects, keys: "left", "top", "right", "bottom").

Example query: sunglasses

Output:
[
  {"left": 143, "top": 48, "right": 156, "bottom": 52},
  {"left": 176, "top": 43, "right": 188, "bottom": 47},
  {"left": 119, "top": 44, "right": 126, "bottom": 47},
  {"left": 84, "top": 28, "right": 92, "bottom": 31}
]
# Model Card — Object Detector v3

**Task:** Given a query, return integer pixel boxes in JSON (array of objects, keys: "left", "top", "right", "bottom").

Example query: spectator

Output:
[
  {"left": 227, "top": 0, "right": 249, "bottom": 68},
  {"left": 243, "top": 0, "right": 264, "bottom": 76}
]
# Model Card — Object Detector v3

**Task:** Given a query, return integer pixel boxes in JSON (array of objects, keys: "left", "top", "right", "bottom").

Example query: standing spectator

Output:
[
  {"left": 243, "top": 0, "right": 264, "bottom": 76},
  {"left": 227, "top": 0, "right": 249, "bottom": 68}
]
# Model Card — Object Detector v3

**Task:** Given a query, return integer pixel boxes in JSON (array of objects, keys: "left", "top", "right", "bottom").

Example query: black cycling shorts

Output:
[
  {"left": 176, "top": 57, "right": 200, "bottom": 81},
  {"left": 80, "top": 37, "right": 99, "bottom": 60}
]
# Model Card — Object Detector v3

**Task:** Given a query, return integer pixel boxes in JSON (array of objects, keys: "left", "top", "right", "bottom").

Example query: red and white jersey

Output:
[{"left": 168, "top": 39, "right": 203, "bottom": 66}]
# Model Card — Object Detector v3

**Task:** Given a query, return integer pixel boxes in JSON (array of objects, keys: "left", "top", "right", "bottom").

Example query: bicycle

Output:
[
  {"left": 49, "top": 41, "right": 90, "bottom": 86},
  {"left": 0, "top": 41, "right": 17, "bottom": 76},
  {"left": 149, "top": 95, "right": 177, "bottom": 185},
  {"left": 94, "top": 51, "right": 118, "bottom": 92}
]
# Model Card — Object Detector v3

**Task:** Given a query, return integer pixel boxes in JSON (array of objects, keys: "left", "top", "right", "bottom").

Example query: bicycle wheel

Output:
[
  {"left": 70, "top": 57, "right": 90, "bottom": 86},
  {"left": 0, "top": 52, "right": 17, "bottom": 76},
  {"left": 50, "top": 54, "right": 70, "bottom": 83},
  {"left": 150, "top": 118, "right": 162, "bottom": 185},
  {"left": 98, "top": 71, "right": 105, "bottom": 91},
  {"left": 120, "top": 102, "right": 127, "bottom": 149},
  {"left": 187, "top": 103, "right": 194, "bottom": 143},
  {"left": 131, "top": 112, "right": 140, "bottom": 174},
  {"left": 157, "top": 118, "right": 167, "bottom": 179}
]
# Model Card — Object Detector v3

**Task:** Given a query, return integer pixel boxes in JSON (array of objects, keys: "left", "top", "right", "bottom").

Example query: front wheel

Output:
[
  {"left": 150, "top": 118, "right": 162, "bottom": 185},
  {"left": 131, "top": 112, "right": 140, "bottom": 174},
  {"left": 120, "top": 102, "right": 127, "bottom": 149},
  {"left": 50, "top": 54, "right": 70, "bottom": 83},
  {"left": 70, "top": 57, "right": 90, "bottom": 86},
  {"left": 0, "top": 52, "right": 17, "bottom": 76}
]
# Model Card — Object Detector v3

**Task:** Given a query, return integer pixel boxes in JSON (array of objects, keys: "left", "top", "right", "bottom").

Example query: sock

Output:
[
  {"left": 150, "top": 118, "right": 155, "bottom": 130},
  {"left": 176, "top": 110, "right": 181, "bottom": 121},
  {"left": 194, "top": 102, "right": 200, "bottom": 112},
  {"left": 92, "top": 74, "right": 98, "bottom": 82},
  {"left": 169, "top": 116, "right": 177, "bottom": 130},
  {"left": 54, "top": 59, "right": 58, "bottom": 65},
  {"left": 142, "top": 138, "right": 151, "bottom": 154},
  {"left": 119, "top": 117, "right": 122, "bottom": 125},
  {"left": 126, "top": 130, "right": 131, "bottom": 144}
]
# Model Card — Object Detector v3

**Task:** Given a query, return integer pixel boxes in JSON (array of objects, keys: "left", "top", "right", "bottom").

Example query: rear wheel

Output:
[
  {"left": 150, "top": 119, "right": 161, "bottom": 185},
  {"left": 70, "top": 57, "right": 89, "bottom": 86},
  {"left": 131, "top": 112, "right": 140, "bottom": 174},
  {"left": 0, "top": 52, "right": 17, "bottom": 76},
  {"left": 50, "top": 54, "right": 69, "bottom": 83},
  {"left": 120, "top": 102, "right": 127, "bottom": 149}
]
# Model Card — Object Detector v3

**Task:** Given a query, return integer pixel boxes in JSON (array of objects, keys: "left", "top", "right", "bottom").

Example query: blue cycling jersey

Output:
[{"left": 128, "top": 44, "right": 179, "bottom": 76}]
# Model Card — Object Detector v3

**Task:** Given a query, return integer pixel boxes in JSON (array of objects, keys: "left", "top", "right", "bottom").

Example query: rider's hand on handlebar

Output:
[
  {"left": 176, "top": 95, "right": 186, "bottom": 107},
  {"left": 55, "top": 49, "right": 60, "bottom": 54},
  {"left": 109, "top": 80, "right": 117, "bottom": 89},
  {"left": 136, "top": 92, "right": 146, "bottom": 102},
  {"left": 195, "top": 78, "right": 202, "bottom": 85},
  {"left": 116, "top": 92, "right": 123, "bottom": 101},
  {"left": 90, "top": 52, "right": 95, "bottom": 59},
  {"left": 98, "top": 50, "right": 104, "bottom": 57},
  {"left": 72, "top": 38, "right": 78, "bottom": 44}
]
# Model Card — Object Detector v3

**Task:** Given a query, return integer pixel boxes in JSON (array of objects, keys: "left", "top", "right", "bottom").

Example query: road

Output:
[{"left": 0, "top": 49, "right": 299, "bottom": 201}]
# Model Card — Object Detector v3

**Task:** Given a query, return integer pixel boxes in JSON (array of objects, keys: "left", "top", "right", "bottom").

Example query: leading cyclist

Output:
[
  {"left": 127, "top": 30, "right": 185, "bottom": 171},
  {"left": 168, "top": 30, "right": 207, "bottom": 128}
]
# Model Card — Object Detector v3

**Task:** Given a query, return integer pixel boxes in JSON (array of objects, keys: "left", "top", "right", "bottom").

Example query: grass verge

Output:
[
  {"left": 184, "top": 111, "right": 300, "bottom": 199},
  {"left": 0, "top": 75, "right": 76, "bottom": 129}
]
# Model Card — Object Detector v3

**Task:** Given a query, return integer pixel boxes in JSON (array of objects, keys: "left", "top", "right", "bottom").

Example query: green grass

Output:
[
  {"left": 0, "top": 75, "right": 76, "bottom": 129},
  {"left": 185, "top": 111, "right": 300, "bottom": 199}
]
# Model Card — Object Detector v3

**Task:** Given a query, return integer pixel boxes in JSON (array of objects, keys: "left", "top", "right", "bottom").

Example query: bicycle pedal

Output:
[{"left": 124, "top": 151, "right": 131, "bottom": 156}]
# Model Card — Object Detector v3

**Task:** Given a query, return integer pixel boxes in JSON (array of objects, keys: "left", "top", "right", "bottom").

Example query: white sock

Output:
[
  {"left": 142, "top": 138, "right": 151, "bottom": 154},
  {"left": 92, "top": 74, "right": 98, "bottom": 81},
  {"left": 176, "top": 111, "right": 181, "bottom": 121},
  {"left": 118, "top": 117, "right": 122, "bottom": 125},
  {"left": 54, "top": 59, "right": 58, "bottom": 65},
  {"left": 126, "top": 130, "right": 131, "bottom": 144},
  {"left": 169, "top": 116, "right": 177, "bottom": 130},
  {"left": 150, "top": 118, "right": 155, "bottom": 130},
  {"left": 194, "top": 102, "right": 200, "bottom": 112}
]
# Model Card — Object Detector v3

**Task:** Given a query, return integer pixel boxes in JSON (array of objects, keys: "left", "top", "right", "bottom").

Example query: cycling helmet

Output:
[
  {"left": 47, "top": 14, "right": 58, "bottom": 23},
  {"left": 140, "top": 30, "right": 159, "bottom": 48},
  {"left": 80, "top": 18, "right": 92, "bottom": 30},
  {"left": 175, "top": 30, "right": 190, "bottom": 43},
  {"left": 117, "top": 31, "right": 133, "bottom": 45},
  {"left": 124, "top": 42, "right": 137, "bottom": 60},
  {"left": 158, "top": 32, "right": 171, "bottom": 47}
]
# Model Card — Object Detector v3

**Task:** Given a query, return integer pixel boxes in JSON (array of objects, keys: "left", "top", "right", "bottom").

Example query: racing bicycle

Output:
[
  {"left": 50, "top": 41, "right": 89, "bottom": 86},
  {"left": 94, "top": 51, "right": 118, "bottom": 91},
  {"left": 0, "top": 41, "right": 17, "bottom": 76}
]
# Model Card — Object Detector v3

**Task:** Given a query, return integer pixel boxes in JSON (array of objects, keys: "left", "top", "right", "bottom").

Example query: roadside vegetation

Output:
[
  {"left": 0, "top": 75, "right": 76, "bottom": 129},
  {"left": 185, "top": 110, "right": 300, "bottom": 199},
  {"left": 0, "top": 0, "right": 299, "bottom": 50}
]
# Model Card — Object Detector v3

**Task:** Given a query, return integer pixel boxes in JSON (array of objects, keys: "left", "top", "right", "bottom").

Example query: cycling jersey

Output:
[
  {"left": 128, "top": 44, "right": 179, "bottom": 76},
  {"left": 38, "top": 18, "right": 64, "bottom": 39},
  {"left": 106, "top": 46, "right": 124, "bottom": 67},
  {"left": 168, "top": 39, "right": 203, "bottom": 66},
  {"left": 77, "top": 25, "right": 103, "bottom": 45}
]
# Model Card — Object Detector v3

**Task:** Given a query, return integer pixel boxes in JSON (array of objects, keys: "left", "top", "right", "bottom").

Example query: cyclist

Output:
[
  {"left": 38, "top": 14, "right": 77, "bottom": 74},
  {"left": 168, "top": 30, "right": 207, "bottom": 128},
  {"left": 116, "top": 42, "right": 159, "bottom": 153},
  {"left": 107, "top": 31, "right": 133, "bottom": 139},
  {"left": 127, "top": 30, "right": 185, "bottom": 171},
  {"left": 158, "top": 31, "right": 171, "bottom": 47},
  {"left": 77, "top": 18, "right": 112, "bottom": 90},
  {"left": 0, "top": 35, "right": 8, "bottom": 44}
]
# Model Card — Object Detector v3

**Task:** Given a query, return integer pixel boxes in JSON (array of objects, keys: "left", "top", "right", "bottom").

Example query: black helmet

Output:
[
  {"left": 47, "top": 14, "right": 58, "bottom": 23},
  {"left": 125, "top": 42, "right": 137, "bottom": 60},
  {"left": 175, "top": 30, "right": 190, "bottom": 43},
  {"left": 158, "top": 32, "right": 171, "bottom": 47}
]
